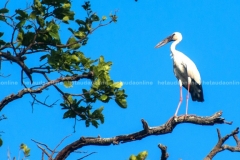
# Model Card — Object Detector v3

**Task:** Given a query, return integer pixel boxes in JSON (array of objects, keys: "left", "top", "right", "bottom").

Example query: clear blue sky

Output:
[{"left": 1, "top": 0, "right": 240, "bottom": 159}]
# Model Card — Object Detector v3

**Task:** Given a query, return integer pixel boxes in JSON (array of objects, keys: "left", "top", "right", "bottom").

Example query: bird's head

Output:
[{"left": 155, "top": 32, "right": 182, "bottom": 48}]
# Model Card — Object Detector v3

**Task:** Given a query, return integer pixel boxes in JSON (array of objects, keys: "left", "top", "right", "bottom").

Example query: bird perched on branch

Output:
[{"left": 155, "top": 32, "right": 204, "bottom": 116}]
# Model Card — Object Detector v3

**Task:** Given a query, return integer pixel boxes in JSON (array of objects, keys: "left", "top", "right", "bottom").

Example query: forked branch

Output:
[
  {"left": 54, "top": 111, "right": 230, "bottom": 160},
  {"left": 204, "top": 127, "right": 240, "bottom": 160}
]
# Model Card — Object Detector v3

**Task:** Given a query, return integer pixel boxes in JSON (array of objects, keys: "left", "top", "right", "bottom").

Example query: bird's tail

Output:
[{"left": 190, "top": 80, "right": 204, "bottom": 102}]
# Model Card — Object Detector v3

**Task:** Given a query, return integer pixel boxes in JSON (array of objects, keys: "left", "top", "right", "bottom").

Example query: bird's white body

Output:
[
  {"left": 171, "top": 43, "right": 201, "bottom": 86},
  {"left": 155, "top": 32, "right": 204, "bottom": 115}
]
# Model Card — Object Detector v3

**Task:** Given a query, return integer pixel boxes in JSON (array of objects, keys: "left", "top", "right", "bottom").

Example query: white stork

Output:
[{"left": 155, "top": 32, "right": 204, "bottom": 116}]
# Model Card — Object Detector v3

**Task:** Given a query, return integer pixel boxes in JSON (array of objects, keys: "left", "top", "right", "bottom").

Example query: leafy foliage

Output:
[
  {"left": 20, "top": 143, "right": 31, "bottom": 157},
  {"left": 0, "top": 0, "right": 126, "bottom": 129},
  {"left": 129, "top": 151, "right": 148, "bottom": 160}
]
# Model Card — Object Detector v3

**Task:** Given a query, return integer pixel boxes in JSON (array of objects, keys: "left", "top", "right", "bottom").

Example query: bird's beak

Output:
[{"left": 155, "top": 34, "right": 174, "bottom": 48}]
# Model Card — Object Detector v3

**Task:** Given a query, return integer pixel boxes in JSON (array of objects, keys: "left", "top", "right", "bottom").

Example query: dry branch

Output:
[
  {"left": 204, "top": 127, "right": 240, "bottom": 160},
  {"left": 54, "top": 111, "right": 229, "bottom": 160},
  {"left": 32, "top": 136, "right": 95, "bottom": 160},
  {"left": 158, "top": 144, "right": 169, "bottom": 160}
]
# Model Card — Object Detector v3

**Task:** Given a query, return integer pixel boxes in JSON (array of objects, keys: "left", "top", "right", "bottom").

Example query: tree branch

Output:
[
  {"left": 158, "top": 144, "right": 169, "bottom": 160},
  {"left": 204, "top": 127, "right": 240, "bottom": 160},
  {"left": 0, "top": 73, "right": 92, "bottom": 111},
  {"left": 55, "top": 111, "right": 229, "bottom": 160},
  {"left": 35, "top": 144, "right": 52, "bottom": 160},
  {"left": 0, "top": 51, "right": 33, "bottom": 83}
]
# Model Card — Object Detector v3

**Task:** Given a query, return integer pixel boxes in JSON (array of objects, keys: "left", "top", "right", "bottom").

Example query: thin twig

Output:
[
  {"left": 36, "top": 144, "right": 52, "bottom": 160},
  {"left": 50, "top": 134, "right": 72, "bottom": 158},
  {"left": 77, "top": 152, "right": 97, "bottom": 160},
  {"left": 31, "top": 139, "right": 55, "bottom": 153},
  {"left": 4, "top": 0, "right": 10, "bottom": 8}
]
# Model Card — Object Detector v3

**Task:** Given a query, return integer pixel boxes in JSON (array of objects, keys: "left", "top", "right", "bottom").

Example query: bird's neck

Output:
[{"left": 170, "top": 40, "right": 180, "bottom": 55}]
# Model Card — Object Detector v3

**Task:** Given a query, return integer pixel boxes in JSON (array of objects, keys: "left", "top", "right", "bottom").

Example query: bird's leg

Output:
[
  {"left": 174, "top": 80, "right": 182, "bottom": 116},
  {"left": 186, "top": 77, "right": 191, "bottom": 115}
]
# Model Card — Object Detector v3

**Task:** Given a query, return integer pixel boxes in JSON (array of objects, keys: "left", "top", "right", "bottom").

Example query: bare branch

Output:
[
  {"left": 4, "top": 0, "right": 10, "bottom": 8},
  {"left": 55, "top": 111, "right": 229, "bottom": 160},
  {"left": 89, "top": 20, "right": 113, "bottom": 34},
  {"left": 204, "top": 127, "right": 240, "bottom": 160},
  {"left": 0, "top": 51, "right": 33, "bottom": 83},
  {"left": 77, "top": 152, "right": 97, "bottom": 160},
  {"left": 217, "top": 128, "right": 221, "bottom": 140},
  {"left": 233, "top": 134, "right": 240, "bottom": 147},
  {"left": 50, "top": 134, "right": 72, "bottom": 158},
  {"left": 33, "top": 135, "right": 95, "bottom": 160},
  {"left": 32, "top": 139, "right": 55, "bottom": 153},
  {"left": 30, "top": 94, "right": 59, "bottom": 108},
  {"left": 158, "top": 144, "right": 169, "bottom": 160},
  {"left": 0, "top": 73, "right": 92, "bottom": 111},
  {"left": 36, "top": 144, "right": 52, "bottom": 160}
]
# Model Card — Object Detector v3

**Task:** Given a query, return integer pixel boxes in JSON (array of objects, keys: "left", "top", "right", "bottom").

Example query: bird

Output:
[{"left": 155, "top": 32, "right": 204, "bottom": 116}]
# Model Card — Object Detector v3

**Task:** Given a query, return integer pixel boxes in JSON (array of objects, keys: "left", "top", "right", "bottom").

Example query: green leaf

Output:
[
  {"left": 63, "top": 16, "right": 69, "bottom": 22},
  {"left": 68, "top": 28, "right": 74, "bottom": 34},
  {"left": 29, "top": 12, "right": 36, "bottom": 19},
  {"left": 129, "top": 151, "right": 148, "bottom": 160},
  {"left": 67, "top": 37, "right": 81, "bottom": 50},
  {"left": 99, "top": 56, "right": 104, "bottom": 63},
  {"left": 0, "top": 40, "right": 5, "bottom": 46},
  {"left": 136, "top": 151, "right": 148, "bottom": 160},
  {"left": 17, "top": 31, "right": 24, "bottom": 42},
  {"left": 111, "top": 82, "right": 123, "bottom": 89},
  {"left": 63, "top": 81, "right": 73, "bottom": 88},
  {"left": 102, "top": 16, "right": 107, "bottom": 21},
  {"left": 20, "top": 143, "right": 30, "bottom": 157},
  {"left": 63, "top": 110, "right": 76, "bottom": 118},
  {"left": 63, "top": 3, "right": 71, "bottom": 9},
  {"left": 16, "top": 19, "right": 26, "bottom": 28},
  {"left": 0, "top": 138, "right": 2, "bottom": 147},
  {"left": 34, "top": 0, "right": 42, "bottom": 8},
  {"left": 63, "top": 94, "right": 73, "bottom": 105},
  {"left": 129, "top": 155, "right": 137, "bottom": 160},
  {"left": 0, "top": 8, "right": 9, "bottom": 14},
  {"left": 92, "top": 79, "right": 100, "bottom": 89},
  {"left": 22, "top": 32, "right": 35, "bottom": 46},
  {"left": 0, "top": 32, "right": 3, "bottom": 38},
  {"left": 98, "top": 106, "right": 104, "bottom": 112},
  {"left": 15, "top": 9, "right": 28, "bottom": 19},
  {"left": 46, "top": 22, "right": 60, "bottom": 40},
  {"left": 71, "top": 54, "right": 79, "bottom": 62},
  {"left": 91, "top": 14, "right": 99, "bottom": 21},
  {"left": 74, "top": 31, "right": 86, "bottom": 39},
  {"left": 36, "top": 16, "right": 45, "bottom": 27},
  {"left": 75, "top": 19, "right": 85, "bottom": 25},
  {"left": 115, "top": 90, "right": 125, "bottom": 96},
  {"left": 115, "top": 98, "right": 127, "bottom": 108},
  {"left": 91, "top": 120, "right": 99, "bottom": 128},
  {"left": 100, "top": 94, "right": 108, "bottom": 101}
]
